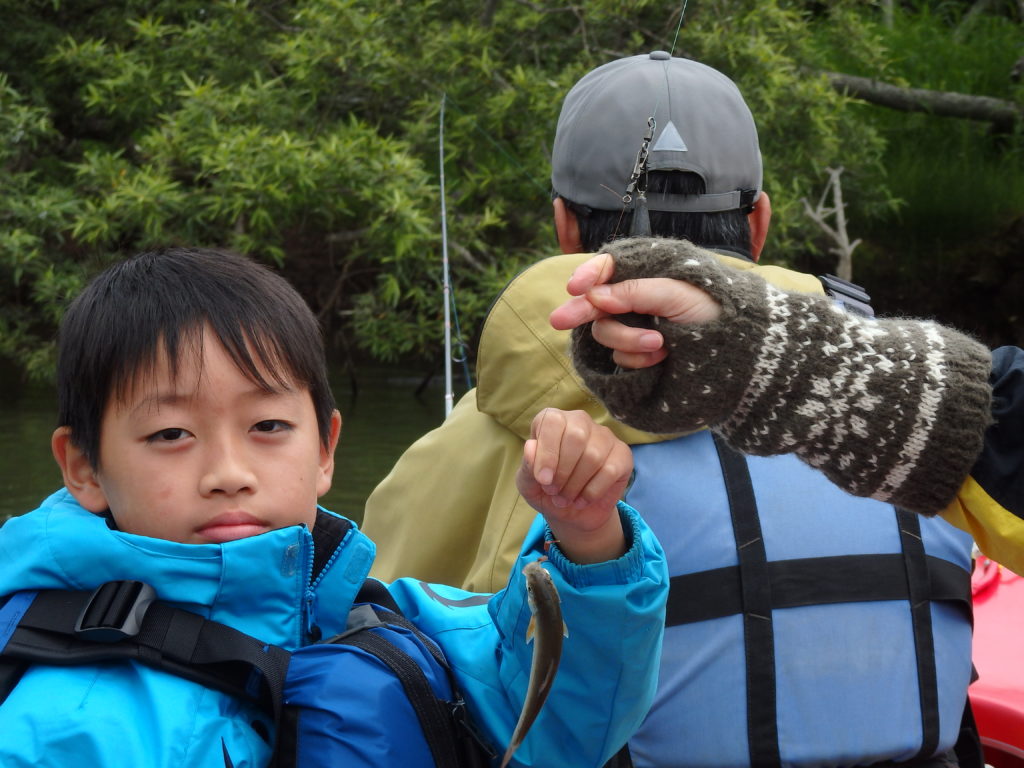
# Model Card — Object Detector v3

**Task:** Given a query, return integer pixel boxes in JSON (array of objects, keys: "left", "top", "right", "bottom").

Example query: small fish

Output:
[{"left": 499, "top": 558, "right": 568, "bottom": 768}]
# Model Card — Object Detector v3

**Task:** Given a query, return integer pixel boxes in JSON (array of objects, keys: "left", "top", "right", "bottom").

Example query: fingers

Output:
[
  {"left": 521, "top": 408, "right": 632, "bottom": 510},
  {"left": 611, "top": 347, "right": 670, "bottom": 369},
  {"left": 586, "top": 278, "right": 721, "bottom": 324},
  {"left": 549, "top": 295, "right": 607, "bottom": 331},
  {"left": 564, "top": 253, "right": 616, "bottom": 297},
  {"left": 591, "top": 316, "right": 665, "bottom": 353},
  {"left": 549, "top": 254, "right": 617, "bottom": 331},
  {"left": 551, "top": 270, "right": 722, "bottom": 333}
]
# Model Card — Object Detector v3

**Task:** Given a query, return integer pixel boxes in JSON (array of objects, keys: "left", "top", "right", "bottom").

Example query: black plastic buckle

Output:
[
  {"left": 739, "top": 188, "right": 759, "bottom": 209},
  {"left": 74, "top": 580, "right": 157, "bottom": 643},
  {"left": 818, "top": 273, "right": 874, "bottom": 318},
  {"left": 450, "top": 693, "right": 498, "bottom": 762}
]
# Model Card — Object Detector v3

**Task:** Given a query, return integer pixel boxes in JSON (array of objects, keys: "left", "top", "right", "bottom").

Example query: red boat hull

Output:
[{"left": 970, "top": 556, "right": 1024, "bottom": 767}]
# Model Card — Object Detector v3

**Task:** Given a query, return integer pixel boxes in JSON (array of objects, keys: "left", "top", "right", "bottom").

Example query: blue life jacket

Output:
[
  {"left": 623, "top": 430, "right": 974, "bottom": 768},
  {"left": 0, "top": 578, "right": 492, "bottom": 768}
]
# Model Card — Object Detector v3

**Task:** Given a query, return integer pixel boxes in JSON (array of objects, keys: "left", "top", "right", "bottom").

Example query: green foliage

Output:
[
  {"left": 1, "top": 0, "right": 1020, "bottom": 382},
  {"left": 804, "top": 0, "right": 1024, "bottom": 344}
]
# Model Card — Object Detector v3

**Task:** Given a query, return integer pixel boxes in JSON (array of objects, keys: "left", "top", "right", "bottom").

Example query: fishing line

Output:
[
  {"left": 647, "top": 0, "right": 691, "bottom": 131},
  {"left": 669, "top": 0, "right": 689, "bottom": 57},
  {"left": 621, "top": 0, "right": 691, "bottom": 238}
]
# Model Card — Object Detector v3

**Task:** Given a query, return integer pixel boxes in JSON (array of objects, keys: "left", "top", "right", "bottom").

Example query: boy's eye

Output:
[
  {"left": 146, "top": 427, "right": 188, "bottom": 443},
  {"left": 252, "top": 420, "right": 290, "bottom": 434}
]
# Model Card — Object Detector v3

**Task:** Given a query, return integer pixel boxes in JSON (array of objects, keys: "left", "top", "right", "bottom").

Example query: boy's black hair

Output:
[
  {"left": 559, "top": 171, "right": 753, "bottom": 255},
  {"left": 56, "top": 247, "right": 336, "bottom": 468}
]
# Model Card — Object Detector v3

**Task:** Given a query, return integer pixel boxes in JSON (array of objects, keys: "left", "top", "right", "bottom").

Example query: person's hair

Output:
[
  {"left": 557, "top": 171, "right": 752, "bottom": 253},
  {"left": 56, "top": 247, "right": 336, "bottom": 468}
]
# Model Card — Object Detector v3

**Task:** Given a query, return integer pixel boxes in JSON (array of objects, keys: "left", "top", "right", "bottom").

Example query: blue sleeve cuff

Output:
[{"left": 541, "top": 502, "right": 648, "bottom": 588}]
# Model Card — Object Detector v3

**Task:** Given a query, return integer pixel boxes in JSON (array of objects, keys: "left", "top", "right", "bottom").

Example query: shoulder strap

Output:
[
  {"left": 345, "top": 598, "right": 493, "bottom": 768},
  {"left": 354, "top": 576, "right": 402, "bottom": 614},
  {"left": 713, "top": 434, "right": 781, "bottom": 767},
  {"left": 0, "top": 581, "right": 290, "bottom": 719},
  {"left": 338, "top": 604, "right": 465, "bottom": 767}
]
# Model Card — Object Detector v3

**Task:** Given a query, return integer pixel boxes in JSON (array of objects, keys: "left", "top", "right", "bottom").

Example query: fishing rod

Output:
[{"left": 439, "top": 92, "right": 455, "bottom": 418}]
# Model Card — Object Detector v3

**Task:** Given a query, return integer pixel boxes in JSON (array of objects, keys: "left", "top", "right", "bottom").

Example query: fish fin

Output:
[
  {"left": 562, "top": 619, "right": 569, "bottom": 638},
  {"left": 526, "top": 614, "right": 536, "bottom": 644}
]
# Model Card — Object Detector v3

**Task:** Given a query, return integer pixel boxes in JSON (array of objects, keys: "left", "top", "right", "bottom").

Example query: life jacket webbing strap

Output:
[
  {"left": 664, "top": 553, "right": 971, "bottom": 627},
  {"left": 338, "top": 625, "right": 462, "bottom": 768},
  {"left": 0, "top": 585, "right": 291, "bottom": 720},
  {"left": 713, "top": 434, "right": 781, "bottom": 768},
  {"left": 897, "top": 508, "right": 941, "bottom": 760}
]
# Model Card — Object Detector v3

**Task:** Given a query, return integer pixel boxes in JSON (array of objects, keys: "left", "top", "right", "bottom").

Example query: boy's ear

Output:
[
  {"left": 316, "top": 410, "right": 343, "bottom": 498},
  {"left": 51, "top": 427, "right": 109, "bottom": 513}
]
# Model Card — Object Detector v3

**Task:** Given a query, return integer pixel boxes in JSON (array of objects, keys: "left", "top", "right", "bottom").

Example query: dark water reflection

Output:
[{"left": 0, "top": 366, "right": 457, "bottom": 526}]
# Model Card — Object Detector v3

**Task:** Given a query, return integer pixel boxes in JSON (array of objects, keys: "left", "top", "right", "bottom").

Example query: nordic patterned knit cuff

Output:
[{"left": 570, "top": 237, "right": 993, "bottom": 514}]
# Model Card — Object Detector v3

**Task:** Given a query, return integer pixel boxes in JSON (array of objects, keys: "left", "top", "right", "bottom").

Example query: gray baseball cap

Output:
[{"left": 551, "top": 51, "right": 762, "bottom": 213}]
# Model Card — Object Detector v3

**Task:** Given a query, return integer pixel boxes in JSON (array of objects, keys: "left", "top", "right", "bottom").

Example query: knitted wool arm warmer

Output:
[{"left": 570, "top": 237, "right": 993, "bottom": 514}]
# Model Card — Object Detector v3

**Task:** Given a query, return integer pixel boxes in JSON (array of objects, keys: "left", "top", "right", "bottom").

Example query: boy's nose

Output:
[{"left": 199, "top": 440, "right": 257, "bottom": 496}]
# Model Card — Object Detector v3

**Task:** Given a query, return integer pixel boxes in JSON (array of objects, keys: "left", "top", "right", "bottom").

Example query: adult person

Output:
[
  {"left": 550, "top": 240, "right": 1023, "bottom": 573},
  {"left": 363, "top": 52, "right": 978, "bottom": 767}
]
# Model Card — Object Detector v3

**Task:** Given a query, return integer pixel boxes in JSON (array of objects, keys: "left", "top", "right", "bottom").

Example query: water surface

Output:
[{"left": 0, "top": 366, "right": 456, "bottom": 526}]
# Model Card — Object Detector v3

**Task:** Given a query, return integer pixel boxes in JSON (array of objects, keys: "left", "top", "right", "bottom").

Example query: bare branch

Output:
[
  {"left": 317, "top": 256, "right": 355, "bottom": 324},
  {"left": 510, "top": 0, "right": 580, "bottom": 14},
  {"left": 480, "top": 0, "right": 501, "bottom": 27},
  {"left": 801, "top": 167, "right": 861, "bottom": 282},
  {"left": 325, "top": 227, "right": 371, "bottom": 244},
  {"left": 448, "top": 240, "right": 487, "bottom": 274},
  {"left": 823, "top": 71, "right": 1023, "bottom": 130}
]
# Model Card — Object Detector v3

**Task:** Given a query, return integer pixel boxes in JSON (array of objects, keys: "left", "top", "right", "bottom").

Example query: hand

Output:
[
  {"left": 516, "top": 408, "right": 633, "bottom": 564},
  {"left": 549, "top": 252, "right": 722, "bottom": 369}
]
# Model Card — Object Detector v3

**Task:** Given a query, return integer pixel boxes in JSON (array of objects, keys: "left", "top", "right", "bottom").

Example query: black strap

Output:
[
  {"left": 898, "top": 509, "right": 941, "bottom": 761},
  {"left": 952, "top": 696, "right": 985, "bottom": 768},
  {"left": 0, "top": 583, "right": 291, "bottom": 720},
  {"left": 713, "top": 434, "right": 781, "bottom": 767},
  {"left": 355, "top": 577, "right": 403, "bottom": 614},
  {"left": 601, "top": 743, "right": 635, "bottom": 768},
  {"left": 665, "top": 554, "right": 971, "bottom": 627},
  {"left": 327, "top": 602, "right": 479, "bottom": 768},
  {"left": 321, "top": 594, "right": 493, "bottom": 768}
]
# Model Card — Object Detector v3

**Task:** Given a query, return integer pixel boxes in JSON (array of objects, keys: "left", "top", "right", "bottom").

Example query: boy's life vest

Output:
[{"left": 0, "top": 577, "right": 494, "bottom": 768}]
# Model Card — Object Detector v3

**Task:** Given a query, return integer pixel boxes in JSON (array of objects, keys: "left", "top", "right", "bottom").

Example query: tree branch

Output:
[
  {"left": 823, "top": 71, "right": 1023, "bottom": 130},
  {"left": 449, "top": 240, "right": 487, "bottom": 274},
  {"left": 801, "top": 167, "right": 861, "bottom": 282},
  {"left": 480, "top": 0, "right": 501, "bottom": 27}
]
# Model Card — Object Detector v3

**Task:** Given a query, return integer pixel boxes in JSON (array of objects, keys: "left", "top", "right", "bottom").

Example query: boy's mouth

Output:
[{"left": 196, "top": 511, "right": 269, "bottom": 543}]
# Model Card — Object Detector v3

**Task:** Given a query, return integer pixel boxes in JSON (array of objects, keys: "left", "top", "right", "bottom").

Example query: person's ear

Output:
[
  {"left": 316, "top": 410, "right": 343, "bottom": 497},
  {"left": 553, "top": 197, "right": 584, "bottom": 254},
  {"left": 52, "top": 427, "right": 109, "bottom": 513},
  {"left": 747, "top": 191, "right": 772, "bottom": 262}
]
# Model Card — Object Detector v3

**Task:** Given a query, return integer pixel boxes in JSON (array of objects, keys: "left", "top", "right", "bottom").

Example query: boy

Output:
[{"left": 0, "top": 247, "right": 667, "bottom": 767}]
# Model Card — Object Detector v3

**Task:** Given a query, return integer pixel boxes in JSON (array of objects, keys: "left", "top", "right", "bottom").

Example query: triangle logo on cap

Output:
[{"left": 652, "top": 121, "right": 687, "bottom": 152}]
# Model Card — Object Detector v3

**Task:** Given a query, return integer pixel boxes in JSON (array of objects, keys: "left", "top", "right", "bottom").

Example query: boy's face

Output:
[{"left": 54, "top": 331, "right": 340, "bottom": 544}]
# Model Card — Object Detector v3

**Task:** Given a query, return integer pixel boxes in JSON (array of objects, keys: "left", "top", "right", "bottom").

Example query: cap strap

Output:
[{"left": 632, "top": 188, "right": 758, "bottom": 214}]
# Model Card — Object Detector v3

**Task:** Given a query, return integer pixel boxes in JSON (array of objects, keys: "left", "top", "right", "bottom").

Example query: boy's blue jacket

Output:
[{"left": 0, "top": 489, "right": 668, "bottom": 768}]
